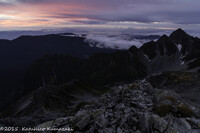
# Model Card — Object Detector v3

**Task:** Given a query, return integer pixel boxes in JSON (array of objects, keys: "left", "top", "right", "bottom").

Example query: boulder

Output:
[{"left": 149, "top": 114, "right": 168, "bottom": 133}]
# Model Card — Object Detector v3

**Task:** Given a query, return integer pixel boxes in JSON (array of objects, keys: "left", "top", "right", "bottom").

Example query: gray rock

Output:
[
  {"left": 115, "top": 103, "right": 125, "bottom": 111},
  {"left": 167, "top": 117, "right": 195, "bottom": 133},
  {"left": 164, "top": 127, "right": 178, "bottom": 133},
  {"left": 127, "top": 116, "right": 138, "bottom": 126},
  {"left": 119, "top": 114, "right": 129, "bottom": 127},
  {"left": 94, "top": 113, "right": 107, "bottom": 128},
  {"left": 137, "top": 103, "right": 148, "bottom": 109},
  {"left": 98, "top": 128, "right": 114, "bottom": 133},
  {"left": 114, "top": 111, "right": 123, "bottom": 118},
  {"left": 117, "top": 127, "right": 123, "bottom": 133},
  {"left": 186, "top": 118, "right": 200, "bottom": 128},
  {"left": 124, "top": 108, "right": 131, "bottom": 114},
  {"left": 149, "top": 114, "right": 168, "bottom": 133},
  {"left": 75, "top": 114, "right": 90, "bottom": 130},
  {"left": 36, "top": 120, "right": 54, "bottom": 128},
  {"left": 53, "top": 117, "right": 72, "bottom": 127},
  {"left": 180, "top": 118, "right": 191, "bottom": 130},
  {"left": 138, "top": 113, "right": 150, "bottom": 133},
  {"left": 134, "top": 130, "right": 142, "bottom": 133},
  {"left": 107, "top": 102, "right": 115, "bottom": 109},
  {"left": 105, "top": 111, "right": 113, "bottom": 118}
]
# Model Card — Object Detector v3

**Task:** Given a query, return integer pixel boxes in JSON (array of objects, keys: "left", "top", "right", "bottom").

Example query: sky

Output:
[{"left": 0, "top": 0, "right": 200, "bottom": 35}]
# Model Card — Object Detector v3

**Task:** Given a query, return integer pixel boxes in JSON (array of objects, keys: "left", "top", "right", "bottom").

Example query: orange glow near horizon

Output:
[{"left": 0, "top": 2, "right": 96, "bottom": 28}]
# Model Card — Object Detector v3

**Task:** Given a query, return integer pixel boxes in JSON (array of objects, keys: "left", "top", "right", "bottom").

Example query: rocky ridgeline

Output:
[{"left": 37, "top": 80, "right": 200, "bottom": 133}]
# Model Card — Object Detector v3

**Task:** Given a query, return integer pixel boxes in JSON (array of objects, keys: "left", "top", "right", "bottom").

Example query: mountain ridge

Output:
[{"left": 16, "top": 29, "right": 200, "bottom": 94}]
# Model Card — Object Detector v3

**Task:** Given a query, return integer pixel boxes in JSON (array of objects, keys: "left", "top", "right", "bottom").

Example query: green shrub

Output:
[
  {"left": 129, "top": 83, "right": 140, "bottom": 90},
  {"left": 169, "top": 73, "right": 191, "bottom": 83},
  {"left": 162, "top": 96, "right": 177, "bottom": 103},
  {"left": 177, "top": 104, "right": 195, "bottom": 117},
  {"left": 153, "top": 104, "right": 173, "bottom": 117}
]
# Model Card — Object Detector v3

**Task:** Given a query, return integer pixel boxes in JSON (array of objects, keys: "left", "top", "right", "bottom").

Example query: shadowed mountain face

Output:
[
  {"left": 0, "top": 29, "right": 200, "bottom": 131},
  {"left": 22, "top": 54, "right": 83, "bottom": 94},
  {"left": 0, "top": 34, "right": 115, "bottom": 111},
  {"left": 80, "top": 47, "right": 147, "bottom": 87}
]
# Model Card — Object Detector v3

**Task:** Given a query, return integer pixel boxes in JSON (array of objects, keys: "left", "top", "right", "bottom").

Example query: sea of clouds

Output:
[
  {"left": 0, "top": 28, "right": 160, "bottom": 50},
  {"left": 85, "top": 34, "right": 155, "bottom": 50}
]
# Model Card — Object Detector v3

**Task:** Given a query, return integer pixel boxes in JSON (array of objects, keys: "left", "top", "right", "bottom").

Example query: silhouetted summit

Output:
[
  {"left": 170, "top": 28, "right": 188, "bottom": 36},
  {"left": 169, "top": 28, "right": 191, "bottom": 43}
]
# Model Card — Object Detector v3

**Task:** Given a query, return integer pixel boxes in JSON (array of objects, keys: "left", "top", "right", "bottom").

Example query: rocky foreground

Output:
[{"left": 37, "top": 78, "right": 200, "bottom": 133}]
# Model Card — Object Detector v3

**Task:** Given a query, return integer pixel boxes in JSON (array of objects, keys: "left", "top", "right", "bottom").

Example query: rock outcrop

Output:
[{"left": 35, "top": 80, "right": 200, "bottom": 133}]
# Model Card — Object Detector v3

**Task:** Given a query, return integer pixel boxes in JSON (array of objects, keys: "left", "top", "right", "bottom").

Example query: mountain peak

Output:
[
  {"left": 160, "top": 34, "right": 168, "bottom": 39},
  {"left": 169, "top": 28, "right": 189, "bottom": 40},
  {"left": 129, "top": 45, "right": 138, "bottom": 52},
  {"left": 176, "top": 28, "right": 185, "bottom": 32},
  {"left": 169, "top": 28, "right": 194, "bottom": 53},
  {"left": 172, "top": 28, "right": 187, "bottom": 34},
  {"left": 157, "top": 34, "right": 169, "bottom": 43}
]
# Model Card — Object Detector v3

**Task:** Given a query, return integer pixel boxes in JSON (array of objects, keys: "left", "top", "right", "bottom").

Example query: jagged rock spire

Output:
[{"left": 169, "top": 28, "right": 190, "bottom": 43}]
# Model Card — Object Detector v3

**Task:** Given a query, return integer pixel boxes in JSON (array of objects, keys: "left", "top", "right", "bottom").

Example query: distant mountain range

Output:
[{"left": 20, "top": 29, "right": 200, "bottom": 91}]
